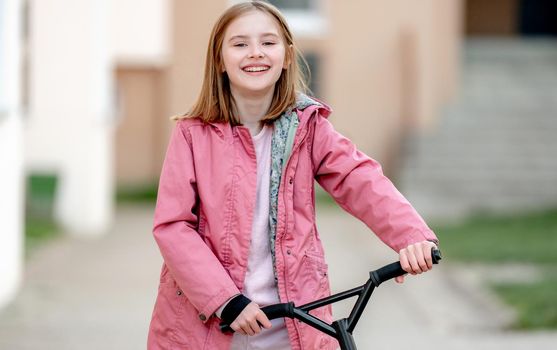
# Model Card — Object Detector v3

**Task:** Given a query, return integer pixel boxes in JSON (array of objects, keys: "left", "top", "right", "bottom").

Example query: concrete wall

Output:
[
  {"left": 0, "top": 0, "right": 24, "bottom": 309},
  {"left": 25, "top": 0, "right": 114, "bottom": 235}
]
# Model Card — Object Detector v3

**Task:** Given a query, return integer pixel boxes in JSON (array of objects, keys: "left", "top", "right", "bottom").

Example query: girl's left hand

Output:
[{"left": 395, "top": 240, "right": 438, "bottom": 284}]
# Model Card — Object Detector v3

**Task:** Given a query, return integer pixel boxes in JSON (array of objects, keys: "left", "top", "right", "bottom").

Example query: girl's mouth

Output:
[{"left": 242, "top": 65, "right": 270, "bottom": 73}]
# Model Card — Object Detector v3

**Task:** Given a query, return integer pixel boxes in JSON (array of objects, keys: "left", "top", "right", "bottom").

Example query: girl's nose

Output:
[{"left": 248, "top": 45, "right": 264, "bottom": 59}]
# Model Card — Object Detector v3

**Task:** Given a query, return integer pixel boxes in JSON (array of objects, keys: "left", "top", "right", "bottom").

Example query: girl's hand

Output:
[
  {"left": 395, "top": 240, "right": 437, "bottom": 284},
  {"left": 230, "top": 302, "right": 272, "bottom": 336}
]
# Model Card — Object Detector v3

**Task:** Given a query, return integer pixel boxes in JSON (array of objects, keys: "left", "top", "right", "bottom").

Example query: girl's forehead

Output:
[{"left": 224, "top": 10, "right": 283, "bottom": 39}]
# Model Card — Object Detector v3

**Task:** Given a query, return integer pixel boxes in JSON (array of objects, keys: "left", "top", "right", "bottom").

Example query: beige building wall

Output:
[
  {"left": 165, "top": 0, "right": 229, "bottom": 132},
  {"left": 115, "top": 67, "right": 167, "bottom": 187},
  {"left": 116, "top": 0, "right": 229, "bottom": 185},
  {"left": 111, "top": 0, "right": 171, "bottom": 187},
  {"left": 326, "top": 0, "right": 462, "bottom": 173}
]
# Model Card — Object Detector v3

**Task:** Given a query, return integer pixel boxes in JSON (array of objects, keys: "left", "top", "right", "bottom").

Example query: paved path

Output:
[{"left": 1, "top": 204, "right": 556, "bottom": 349}]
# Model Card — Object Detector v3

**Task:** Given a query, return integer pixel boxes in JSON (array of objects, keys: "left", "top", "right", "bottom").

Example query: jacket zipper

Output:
[{"left": 275, "top": 116, "right": 313, "bottom": 347}]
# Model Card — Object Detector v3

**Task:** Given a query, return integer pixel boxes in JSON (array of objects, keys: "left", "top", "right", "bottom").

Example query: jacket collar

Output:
[{"left": 206, "top": 93, "right": 333, "bottom": 134}]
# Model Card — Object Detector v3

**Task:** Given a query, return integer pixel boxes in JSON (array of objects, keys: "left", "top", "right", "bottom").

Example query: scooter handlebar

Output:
[{"left": 220, "top": 249, "right": 442, "bottom": 333}]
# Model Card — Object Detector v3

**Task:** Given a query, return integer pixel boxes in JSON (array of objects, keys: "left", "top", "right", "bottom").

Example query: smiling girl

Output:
[{"left": 147, "top": 1, "right": 438, "bottom": 349}]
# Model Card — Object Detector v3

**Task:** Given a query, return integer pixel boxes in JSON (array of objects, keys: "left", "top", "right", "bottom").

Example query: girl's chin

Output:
[{"left": 230, "top": 84, "right": 277, "bottom": 97}]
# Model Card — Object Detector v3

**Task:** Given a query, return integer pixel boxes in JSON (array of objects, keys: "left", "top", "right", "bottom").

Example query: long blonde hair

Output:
[{"left": 175, "top": 0, "right": 310, "bottom": 125}]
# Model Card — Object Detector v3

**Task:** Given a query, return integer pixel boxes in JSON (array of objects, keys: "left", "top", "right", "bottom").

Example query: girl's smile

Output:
[{"left": 242, "top": 65, "right": 271, "bottom": 73}]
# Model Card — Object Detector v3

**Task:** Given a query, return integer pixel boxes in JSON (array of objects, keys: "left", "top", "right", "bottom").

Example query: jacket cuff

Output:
[
  {"left": 215, "top": 293, "right": 241, "bottom": 318},
  {"left": 220, "top": 294, "right": 252, "bottom": 324},
  {"left": 395, "top": 230, "right": 439, "bottom": 252},
  {"left": 198, "top": 287, "right": 240, "bottom": 324}
]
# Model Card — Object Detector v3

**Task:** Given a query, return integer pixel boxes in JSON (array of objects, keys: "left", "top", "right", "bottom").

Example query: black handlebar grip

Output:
[
  {"left": 220, "top": 323, "right": 234, "bottom": 333},
  {"left": 371, "top": 261, "right": 405, "bottom": 286},
  {"left": 260, "top": 302, "right": 295, "bottom": 320},
  {"left": 371, "top": 248, "right": 442, "bottom": 286},
  {"left": 432, "top": 249, "right": 442, "bottom": 264},
  {"left": 220, "top": 302, "right": 294, "bottom": 333}
]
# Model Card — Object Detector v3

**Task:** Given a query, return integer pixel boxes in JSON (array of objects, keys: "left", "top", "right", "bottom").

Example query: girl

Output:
[{"left": 148, "top": 1, "right": 438, "bottom": 349}]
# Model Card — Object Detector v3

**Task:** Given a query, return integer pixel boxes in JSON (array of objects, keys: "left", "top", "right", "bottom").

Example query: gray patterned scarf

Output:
[{"left": 268, "top": 93, "right": 323, "bottom": 280}]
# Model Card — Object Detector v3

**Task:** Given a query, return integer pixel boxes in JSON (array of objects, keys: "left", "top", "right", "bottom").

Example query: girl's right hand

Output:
[{"left": 230, "top": 302, "right": 272, "bottom": 336}]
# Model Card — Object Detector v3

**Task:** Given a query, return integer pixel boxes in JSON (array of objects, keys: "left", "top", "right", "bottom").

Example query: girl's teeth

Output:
[{"left": 244, "top": 66, "right": 269, "bottom": 72}]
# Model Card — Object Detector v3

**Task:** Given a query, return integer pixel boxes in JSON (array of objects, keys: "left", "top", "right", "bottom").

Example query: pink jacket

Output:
[{"left": 147, "top": 101, "right": 437, "bottom": 349}]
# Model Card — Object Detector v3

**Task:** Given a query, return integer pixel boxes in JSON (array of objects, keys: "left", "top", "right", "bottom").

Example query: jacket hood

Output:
[{"left": 295, "top": 93, "right": 332, "bottom": 119}]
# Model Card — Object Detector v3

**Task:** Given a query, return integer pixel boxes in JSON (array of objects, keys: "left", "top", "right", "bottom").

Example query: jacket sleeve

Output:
[
  {"left": 152, "top": 121, "right": 240, "bottom": 322},
  {"left": 311, "top": 115, "right": 438, "bottom": 252}
]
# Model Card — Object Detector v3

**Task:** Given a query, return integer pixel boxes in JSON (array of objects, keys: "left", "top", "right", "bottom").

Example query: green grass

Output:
[
  {"left": 432, "top": 208, "right": 557, "bottom": 330},
  {"left": 25, "top": 217, "right": 60, "bottom": 252},
  {"left": 116, "top": 183, "right": 158, "bottom": 203},
  {"left": 493, "top": 274, "right": 557, "bottom": 330},
  {"left": 25, "top": 174, "right": 60, "bottom": 253},
  {"left": 432, "top": 208, "right": 557, "bottom": 264}
]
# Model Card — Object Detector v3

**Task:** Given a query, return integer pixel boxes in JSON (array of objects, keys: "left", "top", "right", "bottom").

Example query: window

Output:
[
  {"left": 229, "top": 0, "right": 327, "bottom": 38},
  {"left": 268, "top": 0, "right": 313, "bottom": 11}
]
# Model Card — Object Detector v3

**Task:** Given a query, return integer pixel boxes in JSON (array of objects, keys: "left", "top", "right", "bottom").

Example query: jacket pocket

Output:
[
  {"left": 301, "top": 250, "right": 332, "bottom": 316},
  {"left": 300, "top": 251, "right": 329, "bottom": 297},
  {"left": 303, "top": 250, "right": 328, "bottom": 272},
  {"left": 298, "top": 252, "right": 334, "bottom": 349},
  {"left": 150, "top": 279, "right": 192, "bottom": 347}
]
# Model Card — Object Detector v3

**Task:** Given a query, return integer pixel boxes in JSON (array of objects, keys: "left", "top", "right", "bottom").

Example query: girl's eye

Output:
[
  {"left": 263, "top": 42, "right": 276, "bottom": 46},
  {"left": 233, "top": 43, "right": 247, "bottom": 47}
]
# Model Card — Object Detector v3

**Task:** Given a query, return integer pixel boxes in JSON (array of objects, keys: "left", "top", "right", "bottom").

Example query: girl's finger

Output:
[
  {"left": 423, "top": 244, "right": 434, "bottom": 269},
  {"left": 256, "top": 311, "right": 272, "bottom": 329},
  {"left": 405, "top": 245, "right": 421, "bottom": 274},
  {"left": 414, "top": 244, "right": 428, "bottom": 272},
  {"left": 399, "top": 249, "right": 411, "bottom": 274},
  {"left": 243, "top": 321, "right": 255, "bottom": 336},
  {"left": 248, "top": 317, "right": 262, "bottom": 334},
  {"left": 231, "top": 321, "right": 246, "bottom": 335},
  {"left": 395, "top": 275, "right": 406, "bottom": 284}
]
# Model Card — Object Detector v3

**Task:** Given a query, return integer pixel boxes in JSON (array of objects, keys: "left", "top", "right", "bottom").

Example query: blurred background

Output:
[{"left": 1, "top": 0, "right": 556, "bottom": 348}]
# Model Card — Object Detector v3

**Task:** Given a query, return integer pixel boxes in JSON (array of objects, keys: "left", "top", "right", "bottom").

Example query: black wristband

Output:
[{"left": 220, "top": 294, "right": 252, "bottom": 325}]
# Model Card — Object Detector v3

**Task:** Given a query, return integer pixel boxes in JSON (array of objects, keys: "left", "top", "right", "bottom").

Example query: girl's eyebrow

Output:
[{"left": 228, "top": 33, "right": 279, "bottom": 42}]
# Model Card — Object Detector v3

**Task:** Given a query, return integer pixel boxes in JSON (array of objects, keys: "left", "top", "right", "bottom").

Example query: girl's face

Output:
[{"left": 221, "top": 10, "right": 289, "bottom": 98}]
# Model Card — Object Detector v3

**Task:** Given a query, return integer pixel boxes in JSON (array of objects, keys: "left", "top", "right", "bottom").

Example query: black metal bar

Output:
[
  {"left": 333, "top": 319, "right": 358, "bottom": 350},
  {"left": 346, "top": 279, "right": 375, "bottom": 333},
  {"left": 299, "top": 285, "right": 365, "bottom": 312},
  {"left": 292, "top": 308, "right": 337, "bottom": 337}
]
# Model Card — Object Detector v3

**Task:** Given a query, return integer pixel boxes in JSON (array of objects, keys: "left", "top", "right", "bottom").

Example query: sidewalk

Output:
[{"left": 1, "top": 204, "right": 556, "bottom": 349}]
